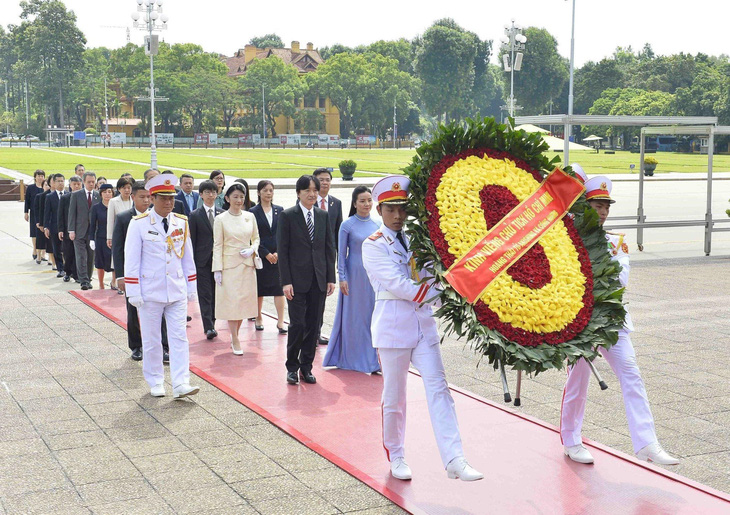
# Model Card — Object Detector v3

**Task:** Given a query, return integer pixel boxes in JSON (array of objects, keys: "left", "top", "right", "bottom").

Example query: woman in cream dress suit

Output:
[{"left": 213, "top": 183, "right": 260, "bottom": 355}]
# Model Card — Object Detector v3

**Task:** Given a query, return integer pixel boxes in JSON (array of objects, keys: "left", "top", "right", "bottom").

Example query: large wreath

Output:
[{"left": 405, "top": 118, "right": 626, "bottom": 374}]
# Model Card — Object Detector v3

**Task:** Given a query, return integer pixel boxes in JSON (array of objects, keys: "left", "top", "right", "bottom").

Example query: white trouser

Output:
[
  {"left": 138, "top": 299, "right": 190, "bottom": 389},
  {"left": 378, "top": 337, "right": 463, "bottom": 468},
  {"left": 560, "top": 330, "right": 657, "bottom": 453}
]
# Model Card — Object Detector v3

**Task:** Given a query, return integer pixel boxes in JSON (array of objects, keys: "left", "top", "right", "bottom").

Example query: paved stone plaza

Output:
[{"left": 1, "top": 174, "right": 730, "bottom": 512}]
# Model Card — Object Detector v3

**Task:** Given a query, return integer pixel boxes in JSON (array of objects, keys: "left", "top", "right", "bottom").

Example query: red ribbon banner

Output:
[{"left": 444, "top": 168, "right": 585, "bottom": 304}]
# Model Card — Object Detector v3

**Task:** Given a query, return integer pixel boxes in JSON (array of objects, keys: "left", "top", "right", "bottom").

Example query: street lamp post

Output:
[
  {"left": 131, "top": 0, "right": 168, "bottom": 169},
  {"left": 564, "top": 0, "right": 577, "bottom": 164},
  {"left": 501, "top": 20, "right": 527, "bottom": 119},
  {"left": 262, "top": 85, "right": 266, "bottom": 142}
]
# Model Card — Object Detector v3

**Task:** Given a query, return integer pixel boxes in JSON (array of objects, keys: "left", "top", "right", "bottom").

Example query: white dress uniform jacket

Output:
[
  {"left": 361, "top": 224, "right": 439, "bottom": 348},
  {"left": 124, "top": 210, "right": 197, "bottom": 302},
  {"left": 560, "top": 232, "right": 657, "bottom": 453}
]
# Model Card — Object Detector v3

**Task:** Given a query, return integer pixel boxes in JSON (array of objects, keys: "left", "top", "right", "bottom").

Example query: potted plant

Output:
[
  {"left": 643, "top": 156, "right": 658, "bottom": 176},
  {"left": 338, "top": 159, "right": 357, "bottom": 181}
]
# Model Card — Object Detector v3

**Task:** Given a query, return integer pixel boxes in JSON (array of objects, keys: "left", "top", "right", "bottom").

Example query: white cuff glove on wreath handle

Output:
[
  {"left": 128, "top": 296, "right": 144, "bottom": 308},
  {"left": 214, "top": 271, "right": 222, "bottom": 286},
  {"left": 239, "top": 248, "right": 254, "bottom": 258}
]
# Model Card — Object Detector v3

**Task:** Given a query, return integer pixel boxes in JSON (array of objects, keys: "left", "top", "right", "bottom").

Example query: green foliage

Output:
[
  {"left": 294, "top": 109, "right": 325, "bottom": 134},
  {"left": 403, "top": 117, "right": 626, "bottom": 374},
  {"left": 249, "top": 34, "right": 284, "bottom": 49},
  {"left": 500, "top": 27, "right": 568, "bottom": 115},
  {"left": 338, "top": 159, "right": 356, "bottom": 171},
  {"left": 240, "top": 56, "right": 304, "bottom": 137}
]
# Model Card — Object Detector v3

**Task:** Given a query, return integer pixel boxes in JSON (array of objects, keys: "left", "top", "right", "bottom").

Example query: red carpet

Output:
[{"left": 73, "top": 290, "right": 730, "bottom": 514}]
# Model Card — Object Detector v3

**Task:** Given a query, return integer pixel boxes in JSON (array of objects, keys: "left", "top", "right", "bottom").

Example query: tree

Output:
[
  {"left": 16, "top": 0, "right": 86, "bottom": 127},
  {"left": 249, "top": 34, "right": 283, "bottom": 49},
  {"left": 68, "top": 47, "right": 111, "bottom": 130},
  {"left": 501, "top": 27, "right": 568, "bottom": 115},
  {"left": 368, "top": 39, "right": 413, "bottom": 74},
  {"left": 572, "top": 58, "right": 625, "bottom": 114},
  {"left": 414, "top": 19, "right": 478, "bottom": 122},
  {"left": 240, "top": 56, "right": 304, "bottom": 137},
  {"left": 674, "top": 65, "right": 726, "bottom": 117},
  {"left": 294, "top": 108, "right": 325, "bottom": 135}
]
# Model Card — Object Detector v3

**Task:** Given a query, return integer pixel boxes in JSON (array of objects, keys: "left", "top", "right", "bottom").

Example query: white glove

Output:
[
  {"left": 214, "top": 271, "right": 222, "bottom": 286},
  {"left": 188, "top": 292, "right": 198, "bottom": 302},
  {"left": 239, "top": 248, "right": 254, "bottom": 258},
  {"left": 128, "top": 296, "right": 144, "bottom": 308},
  {"left": 89, "top": 240, "right": 96, "bottom": 251}
]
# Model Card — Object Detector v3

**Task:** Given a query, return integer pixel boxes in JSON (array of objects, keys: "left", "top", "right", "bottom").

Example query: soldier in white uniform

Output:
[
  {"left": 124, "top": 174, "right": 200, "bottom": 399},
  {"left": 362, "top": 175, "right": 483, "bottom": 482},
  {"left": 560, "top": 175, "right": 679, "bottom": 465}
]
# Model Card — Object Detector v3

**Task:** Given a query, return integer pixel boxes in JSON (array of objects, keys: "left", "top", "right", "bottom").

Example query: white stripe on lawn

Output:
[
  {"left": 0, "top": 166, "right": 33, "bottom": 182},
  {"left": 35, "top": 148, "right": 210, "bottom": 176}
]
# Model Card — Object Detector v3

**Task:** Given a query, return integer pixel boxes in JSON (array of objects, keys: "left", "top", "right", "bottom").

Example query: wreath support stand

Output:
[
  {"left": 586, "top": 357, "right": 609, "bottom": 390},
  {"left": 497, "top": 359, "right": 512, "bottom": 403}
]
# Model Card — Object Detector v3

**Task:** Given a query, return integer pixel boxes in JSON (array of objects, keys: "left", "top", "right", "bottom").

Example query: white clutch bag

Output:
[{"left": 254, "top": 255, "right": 263, "bottom": 269}]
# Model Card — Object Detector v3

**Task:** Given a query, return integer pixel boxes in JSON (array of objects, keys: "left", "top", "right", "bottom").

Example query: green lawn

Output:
[
  {"left": 1, "top": 147, "right": 727, "bottom": 180},
  {"left": 0, "top": 147, "right": 416, "bottom": 179}
]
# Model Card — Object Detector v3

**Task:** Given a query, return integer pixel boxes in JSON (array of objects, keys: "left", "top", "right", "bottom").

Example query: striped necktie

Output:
[{"left": 306, "top": 210, "right": 314, "bottom": 242}]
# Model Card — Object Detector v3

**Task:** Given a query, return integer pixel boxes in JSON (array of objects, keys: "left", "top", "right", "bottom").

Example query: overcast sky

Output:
[{"left": 2, "top": 0, "right": 729, "bottom": 67}]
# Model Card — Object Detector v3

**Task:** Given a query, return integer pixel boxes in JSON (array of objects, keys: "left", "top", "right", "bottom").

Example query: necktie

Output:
[
  {"left": 320, "top": 198, "right": 326, "bottom": 210},
  {"left": 162, "top": 217, "right": 169, "bottom": 233},
  {"left": 306, "top": 210, "right": 314, "bottom": 242},
  {"left": 188, "top": 194, "right": 194, "bottom": 212},
  {"left": 87, "top": 191, "right": 92, "bottom": 209},
  {"left": 395, "top": 231, "right": 408, "bottom": 252},
  {"left": 208, "top": 208, "right": 215, "bottom": 227}
]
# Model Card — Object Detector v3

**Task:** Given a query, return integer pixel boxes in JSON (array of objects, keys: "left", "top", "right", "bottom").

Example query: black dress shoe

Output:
[
  {"left": 131, "top": 348, "right": 143, "bottom": 361},
  {"left": 206, "top": 329, "right": 216, "bottom": 340},
  {"left": 187, "top": 315, "right": 192, "bottom": 322},
  {"left": 81, "top": 283, "right": 90, "bottom": 291},
  {"left": 163, "top": 351, "right": 170, "bottom": 364},
  {"left": 299, "top": 371, "right": 316, "bottom": 384},
  {"left": 286, "top": 372, "right": 299, "bottom": 384},
  {"left": 277, "top": 325, "right": 288, "bottom": 334},
  {"left": 56, "top": 271, "right": 65, "bottom": 278},
  {"left": 63, "top": 275, "right": 71, "bottom": 282},
  {"left": 318, "top": 337, "right": 329, "bottom": 345}
]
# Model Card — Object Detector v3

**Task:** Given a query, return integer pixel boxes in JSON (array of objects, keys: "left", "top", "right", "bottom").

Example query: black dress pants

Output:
[
  {"left": 126, "top": 297, "right": 169, "bottom": 352},
  {"left": 62, "top": 233, "right": 76, "bottom": 278},
  {"left": 195, "top": 264, "right": 216, "bottom": 332},
  {"left": 50, "top": 231, "right": 64, "bottom": 271},
  {"left": 285, "top": 275, "right": 325, "bottom": 374}
]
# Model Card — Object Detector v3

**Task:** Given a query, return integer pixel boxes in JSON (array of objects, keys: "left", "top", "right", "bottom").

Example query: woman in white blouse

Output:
[{"left": 106, "top": 176, "right": 134, "bottom": 292}]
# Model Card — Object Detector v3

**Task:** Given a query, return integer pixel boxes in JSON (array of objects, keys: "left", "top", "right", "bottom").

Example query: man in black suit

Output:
[
  {"left": 112, "top": 181, "right": 170, "bottom": 362},
  {"left": 313, "top": 167, "right": 343, "bottom": 346},
  {"left": 189, "top": 180, "right": 222, "bottom": 340},
  {"left": 44, "top": 173, "right": 66, "bottom": 277},
  {"left": 277, "top": 174, "right": 336, "bottom": 385},
  {"left": 58, "top": 176, "right": 82, "bottom": 282},
  {"left": 68, "top": 171, "right": 100, "bottom": 290},
  {"left": 175, "top": 173, "right": 200, "bottom": 216}
]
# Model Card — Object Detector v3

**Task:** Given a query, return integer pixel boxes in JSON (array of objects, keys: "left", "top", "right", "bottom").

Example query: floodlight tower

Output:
[
  {"left": 131, "top": 0, "right": 169, "bottom": 170},
  {"left": 500, "top": 20, "right": 527, "bottom": 119}
]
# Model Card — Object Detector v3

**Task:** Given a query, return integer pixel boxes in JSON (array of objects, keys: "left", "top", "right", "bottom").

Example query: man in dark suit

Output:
[
  {"left": 68, "top": 171, "right": 100, "bottom": 290},
  {"left": 44, "top": 173, "right": 66, "bottom": 277},
  {"left": 58, "top": 176, "right": 82, "bottom": 282},
  {"left": 112, "top": 181, "right": 170, "bottom": 362},
  {"left": 189, "top": 180, "right": 222, "bottom": 340},
  {"left": 277, "top": 174, "right": 336, "bottom": 385},
  {"left": 175, "top": 173, "right": 200, "bottom": 216},
  {"left": 313, "top": 167, "right": 343, "bottom": 345}
]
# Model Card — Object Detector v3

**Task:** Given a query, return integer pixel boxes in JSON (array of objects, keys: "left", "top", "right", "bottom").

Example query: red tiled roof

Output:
[{"left": 224, "top": 46, "right": 324, "bottom": 77}]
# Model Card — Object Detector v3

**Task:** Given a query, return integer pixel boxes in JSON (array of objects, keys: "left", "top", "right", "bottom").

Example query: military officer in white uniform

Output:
[
  {"left": 124, "top": 174, "right": 200, "bottom": 399},
  {"left": 560, "top": 174, "right": 678, "bottom": 465},
  {"left": 362, "top": 175, "right": 483, "bottom": 482}
]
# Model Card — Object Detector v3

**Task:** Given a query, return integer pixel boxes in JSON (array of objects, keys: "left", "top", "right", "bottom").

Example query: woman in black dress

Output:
[
  {"left": 24, "top": 169, "right": 46, "bottom": 260},
  {"left": 89, "top": 184, "right": 114, "bottom": 288},
  {"left": 249, "top": 180, "right": 286, "bottom": 333},
  {"left": 33, "top": 176, "right": 51, "bottom": 264}
]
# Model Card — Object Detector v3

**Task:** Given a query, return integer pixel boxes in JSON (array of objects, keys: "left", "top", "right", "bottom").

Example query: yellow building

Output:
[
  {"left": 85, "top": 82, "right": 142, "bottom": 137},
  {"left": 224, "top": 41, "right": 340, "bottom": 137}
]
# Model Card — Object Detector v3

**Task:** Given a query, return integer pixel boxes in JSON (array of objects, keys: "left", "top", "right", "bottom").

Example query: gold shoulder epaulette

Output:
[
  {"left": 368, "top": 231, "right": 383, "bottom": 241},
  {"left": 133, "top": 212, "right": 150, "bottom": 220},
  {"left": 173, "top": 213, "right": 188, "bottom": 220}
]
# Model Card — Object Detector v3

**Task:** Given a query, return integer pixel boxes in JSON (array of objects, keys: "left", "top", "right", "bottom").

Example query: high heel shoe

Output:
[
  {"left": 277, "top": 325, "right": 288, "bottom": 334},
  {"left": 231, "top": 343, "right": 243, "bottom": 356},
  {"left": 255, "top": 320, "right": 264, "bottom": 331}
]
